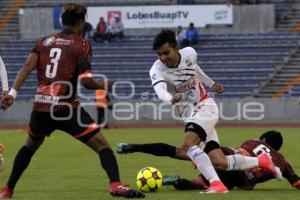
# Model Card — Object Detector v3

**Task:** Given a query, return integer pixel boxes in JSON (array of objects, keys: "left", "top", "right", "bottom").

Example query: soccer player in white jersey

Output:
[
  {"left": 139, "top": 30, "right": 280, "bottom": 193},
  {"left": 0, "top": 56, "right": 9, "bottom": 172}
]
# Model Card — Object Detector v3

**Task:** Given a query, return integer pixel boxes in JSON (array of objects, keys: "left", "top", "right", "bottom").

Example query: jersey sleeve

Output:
[
  {"left": 0, "top": 56, "right": 8, "bottom": 91},
  {"left": 195, "top": 64, "right": 215, "bottom": 87},
  {"left": 184, "top": 47, "right": 198, "bottom": 63},
  {"left": 149, "top": 63, "right": 166, "bottom": 87},
  {"left": 78, "top": 40, "right": 92, "bottom": 76}
]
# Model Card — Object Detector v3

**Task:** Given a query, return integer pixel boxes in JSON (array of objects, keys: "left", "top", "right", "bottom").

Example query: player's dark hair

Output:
[
  {"left": 61, "top": 3, "right": 87, "bottom": 26},
  {"left": 259, "top": 130, "right": 283, "bottom": 151},
  {"left": 153, "top": 30, "right": 177, "bottom": 50}
]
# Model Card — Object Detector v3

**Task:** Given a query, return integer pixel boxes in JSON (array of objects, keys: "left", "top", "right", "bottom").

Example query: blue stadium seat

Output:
[{"left": 2, "top": 32, "right": 298, "bottom": 100}]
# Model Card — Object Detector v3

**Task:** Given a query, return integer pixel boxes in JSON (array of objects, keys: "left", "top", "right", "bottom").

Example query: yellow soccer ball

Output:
[{"left": 136, "top": 167, "right": 163, "bottom": 193}]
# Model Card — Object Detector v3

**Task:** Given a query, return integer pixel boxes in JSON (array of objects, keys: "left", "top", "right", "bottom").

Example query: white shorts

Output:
[{"left": 184, "top": 98, "right": 220, "bottom": 148}]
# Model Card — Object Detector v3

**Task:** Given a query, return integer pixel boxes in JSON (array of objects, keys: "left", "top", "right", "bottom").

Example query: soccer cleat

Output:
[
  {"left": 200, "top": 180, "right": 228, "bottom": 193},
  {"left": 117, "top": 143, "right": 134, "bottom": 154},
  {"left": 162, "top": 176, "right": 180, "bottom": 185},
  {"left": 110, "top": 182, "right": 145, "bottom": 198},
  {"left": 258, "top": 153, "right": 283, "bottom": 180},
  {"left": 0, "top": 186, "right": 14, "bottom": 199}
]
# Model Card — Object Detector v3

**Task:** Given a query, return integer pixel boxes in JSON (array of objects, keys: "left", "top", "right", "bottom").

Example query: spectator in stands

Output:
[
  {"left": 176, "top": 25, "right": 188, "bottom": 48},
  {"left": 82, "top": 22, "right": 93, "bottom": 41},
  {"left": 110, "top": 17, "right": 124, "bottom": 41},
  {"left": 94, "top": 17, "right": 109, "bottom": 43},
  {"left": 186, "top": 22, "right": 198, "bottom": 46}
]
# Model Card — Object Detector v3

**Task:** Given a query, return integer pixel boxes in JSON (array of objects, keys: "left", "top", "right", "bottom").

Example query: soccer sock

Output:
[
  {"left": 187, "top": 146, "right": 220, "bottom": 184},
  {"left": 7, "top": 146, "right": 35, "bottom": 189},
  {"left": 226, "top": 155, "right": 258, "bottom": 171},
  {"left": 130, "top": 143, "right": 176, "bottom": 158},
  {"left": 99, "top": 148, "right": 120, "bottom": 183}
]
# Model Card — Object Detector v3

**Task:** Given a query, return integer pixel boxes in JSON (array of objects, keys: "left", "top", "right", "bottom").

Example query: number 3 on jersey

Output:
[{"left": 46, "top": 48, "right": 61, "bottom": 78}]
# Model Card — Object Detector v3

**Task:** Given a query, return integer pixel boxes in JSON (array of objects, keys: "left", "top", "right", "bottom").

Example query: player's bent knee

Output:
[
  {"left": 180, "top": 144, "right": 191, "bottom": 153},
  {"left": 204, "top": 140, "right": 220, "bottom": 154},
  {"left": 85, "top": 132, "right": 111, "bottom": 152},
  {"left": 184, "top": 122, "right": 207, "bottom": 142},
  {"left": 211, "top": 158, "right": 228, "bottom": 170}
]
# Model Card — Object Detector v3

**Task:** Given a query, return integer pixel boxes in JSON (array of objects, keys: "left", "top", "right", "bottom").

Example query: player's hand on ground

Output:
[
  {"left": 212, "top": 83, "right": 224, "bottom": 94},
  {"left": 292, "top": 179, "right": 300, "bottom": 189},
  {"left": 0, "top": 95, "right": 14, "bottom": 110},
  {"left": 171, "top": 93, "right": 182, "bottom": 104}
]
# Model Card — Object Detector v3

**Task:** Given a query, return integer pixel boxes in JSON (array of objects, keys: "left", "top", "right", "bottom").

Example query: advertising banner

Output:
[
  {"left": 53, "top": 5, "right": 233, "bottom": 29},
  {"left": 87, "top": 5, "right": 232, "bottom": 28}
]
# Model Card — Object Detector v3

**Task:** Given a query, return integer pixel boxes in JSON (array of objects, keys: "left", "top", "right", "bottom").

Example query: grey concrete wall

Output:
[
  {"left": 19, "top": 8, "right": 55, "bottom": 38},
  {"left": 231, "top": 4, "right": 275, "bottom": 33},
  {"left": 19, "top": 4, "right": 274, "bottom": 38},
  {"left": 1, "top": 99, "right": 299, "bottom": 125}
]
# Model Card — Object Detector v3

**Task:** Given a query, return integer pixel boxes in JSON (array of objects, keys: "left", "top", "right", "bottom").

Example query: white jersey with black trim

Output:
[{"left": 150, "top": 47, "right": 215, "bottom": 117}]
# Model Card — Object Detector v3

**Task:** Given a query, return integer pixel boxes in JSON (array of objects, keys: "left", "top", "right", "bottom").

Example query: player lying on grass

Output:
[
  {"left": 163, "top": 131, "right": 300, "bottom": 191},
  {"left": 118, "top": 130, "right": 300, "bottom": 190}
]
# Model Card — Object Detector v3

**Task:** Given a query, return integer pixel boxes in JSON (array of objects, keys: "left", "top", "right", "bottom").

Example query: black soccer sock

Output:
[
  {"left": 99, "top": 148, "right": 120, "bottom": 183},
  {"left": 174, "top": 178, "right": 207, "bottom": 190},
  {"left": 131, "top": 143, "right": 176, "bottom": 158},
  {"left": 7, "top": 146, "right": 35, "bottom": 189}
]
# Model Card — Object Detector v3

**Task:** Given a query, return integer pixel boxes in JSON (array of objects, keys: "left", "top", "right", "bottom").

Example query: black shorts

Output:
[{"left": 28, "top": 107, "right": 100, "bottom": 142}]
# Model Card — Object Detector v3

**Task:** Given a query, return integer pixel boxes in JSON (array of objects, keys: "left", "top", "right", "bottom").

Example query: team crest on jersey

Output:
[
  {"left": 43, "top": 37, "right": 55, "bottom": 46},
  {"left": 151, "top": 73, "right": 157, "bottom": 80},
  {"left": 185, "top": 59, "right": 193, "bottom": 67}
]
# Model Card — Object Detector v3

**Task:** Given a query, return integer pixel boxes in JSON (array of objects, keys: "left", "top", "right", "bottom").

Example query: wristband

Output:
[{"left": 8, "top": 88, "right": 17, "bottom": 99}]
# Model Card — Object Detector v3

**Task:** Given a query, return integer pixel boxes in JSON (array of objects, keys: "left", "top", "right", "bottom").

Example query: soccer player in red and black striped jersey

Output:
[
  {"left": 163, "top": 131, "right": 300, "bottom": 190},
  {"left": 0, "top": 3, "right": 144, "bottom": 199}
]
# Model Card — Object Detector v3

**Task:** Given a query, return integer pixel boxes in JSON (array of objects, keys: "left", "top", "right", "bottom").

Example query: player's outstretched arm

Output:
[
  {"left": 153, "top": 82, "right": 173, "bottom": 103},
  {"left": 1, "top": 53, "right": 37, "bottom": 110},
  {"left": 281, "top": 161, "right": 300, "bottom": 189},
  {"left": 12, "top": 53, "right": 37, "bottom": 90}
]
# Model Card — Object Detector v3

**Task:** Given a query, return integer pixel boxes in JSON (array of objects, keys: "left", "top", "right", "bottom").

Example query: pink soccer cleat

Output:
[
  {"left": 0, "top": 187, "right": 13, "bottom": 199},
  {"left": 201, "top": 180, "right": 228, "bottom": 193},
  {"left": 258, "top": 153, "right": 282, "bottom": 180}
]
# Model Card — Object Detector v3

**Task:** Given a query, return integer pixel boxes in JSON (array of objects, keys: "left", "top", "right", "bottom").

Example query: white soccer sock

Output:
[
  {"left": 187, "top": 146, "right": 220, "bottom": 184},
  {"left": 226, "top": 155, "right": 259, "bottom": 171}
]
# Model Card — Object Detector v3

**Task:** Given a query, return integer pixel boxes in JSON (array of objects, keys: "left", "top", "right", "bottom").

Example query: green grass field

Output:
[{"left": 0, "top": 127, "right": 299, "bottom": 200}]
